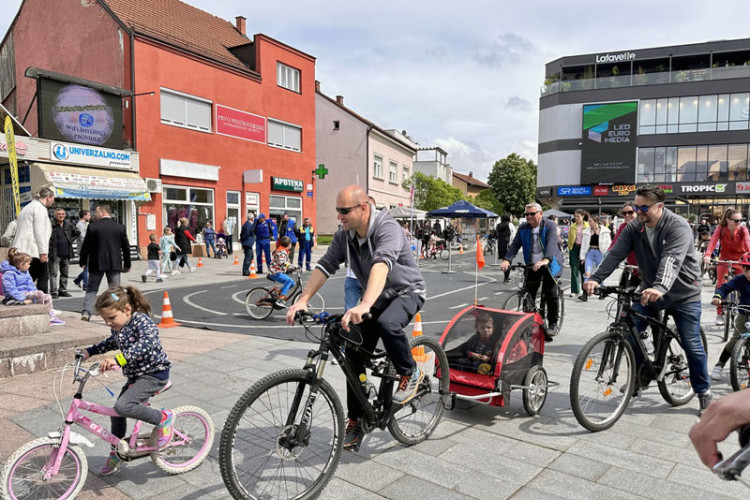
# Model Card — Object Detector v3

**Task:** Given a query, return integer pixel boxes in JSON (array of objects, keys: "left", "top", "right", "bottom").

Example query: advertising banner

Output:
[
  {"left": 581, "top": 102, "right": 637, "bottom": 185},
  {"left": 216, "top": 105, "right": 266, "bottom": 143},
  {"left": 50, "top": 141, "right": 132, "bottom": 170},
  {"left": 4, "top": 117, "right": 20, "bottom": 216},
  {"left": 272, "top": 177, "right": 304, "bottom": 192}
]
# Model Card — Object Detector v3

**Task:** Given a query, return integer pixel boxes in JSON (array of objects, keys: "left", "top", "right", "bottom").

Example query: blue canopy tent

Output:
[{"left": 427, "top": 200, "right": 498, "bottom": 273}]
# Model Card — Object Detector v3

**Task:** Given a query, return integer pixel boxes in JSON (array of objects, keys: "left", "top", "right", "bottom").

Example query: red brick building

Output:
[{"left": 0, "top": 0, "right": 316, "bottom": 250}]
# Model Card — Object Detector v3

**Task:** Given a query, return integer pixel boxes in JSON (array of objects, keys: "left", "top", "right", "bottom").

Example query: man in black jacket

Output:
[
  {"left": 79, "top": 204, "right": 131, "bottom": 321},
  {"left": 49, "top": 208, "right": 79, "bottom": 298}
]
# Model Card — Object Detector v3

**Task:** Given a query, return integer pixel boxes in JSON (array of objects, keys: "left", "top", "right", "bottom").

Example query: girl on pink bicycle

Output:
[{"left": 79, "top": 285, "right": 175, "bottom": 475}]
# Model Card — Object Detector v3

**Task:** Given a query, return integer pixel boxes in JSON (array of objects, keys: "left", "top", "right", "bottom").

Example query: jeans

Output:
[
  {"left": 82, "top": 270, "right": 121, "bottom": 315},
  {"left": 242, "top": 245, "right": 254, "bottom": 274},
  {"left": 298, "top": 240, "right": 313, "bottom": 269},
  {"left": 176, "top": 253, "right": 191, "bottom": 270},
  {"left": 225, "top": 234, "right": 233, "bottom": 254},
  {"left": 630, "top": 300, "right": 709, "bottom": 394},
  {"left": 583, "top": 249, "right": 603, "bottom": 281},
  {"left": 269, "top": 272, "right": 295, "bottom": 296},
  {"left": 205, "top": 238, "right": 216, "bottom": 257},
  {"left": 525, "top": 267, "right": 560, "bottom": 326},
  {"left": 74, "top": 266, "right": 88, "bottom": 288},
  {"left": 344, "top": 276, "right": 362, "bottom": 311},
  {"left": 256, "top": 239, "right": 271, "bottom": 273},
  {"left": 48, "top": 256, "right": 70, "bottom": 294}
]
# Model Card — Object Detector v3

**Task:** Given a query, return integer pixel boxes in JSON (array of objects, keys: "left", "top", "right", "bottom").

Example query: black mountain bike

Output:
[
  {"left": 218, "top": 311, "right": 450, "bottom": 500},
  {"left": 503, "top": 264, "right": 565, "bottom": 332},
  {"left": 244, "top": 268, "right": 325, "bottom": 320},
  {"left": 717, "top": 260, "right": 742, "bottom": 342},
  {"left": 570, "top": 286, "right": 708, "bottom": 432}
]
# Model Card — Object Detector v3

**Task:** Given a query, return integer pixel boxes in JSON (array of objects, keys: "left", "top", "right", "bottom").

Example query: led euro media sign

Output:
[
  {"left": 38, "top": 78, "right": 123, "bottom": 149},
  {"left": 581, "top": 102, "right": 637, "bottom": 185}
]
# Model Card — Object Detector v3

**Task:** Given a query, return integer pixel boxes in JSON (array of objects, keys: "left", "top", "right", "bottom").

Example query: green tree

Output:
[
  {"left": 473, "top": 188, "right": 504, "bottom": 215},
  {"left": 403, "top": 172, "right": 465, "bottom": 211},
  {"left": 487, "top": 153, "right": 537, "bottom": 217}
]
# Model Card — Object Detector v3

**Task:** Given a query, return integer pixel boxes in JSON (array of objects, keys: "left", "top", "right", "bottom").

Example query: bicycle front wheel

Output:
[
  {"left": 292, "top": 292, "right": 325, "bottom": 315},
  {"left": 244, "top": 287, "right": 275, "bottom": 320},
  {"left": 388, "top": 336, "right": 450, "bottom": 446},
  {"left": 724, "top": 300, "right": 737, "bottom": 343},
  {"left": 151, "top": 405, "right": 215, "bottom": 474},
  {"left": 730, "top": 337, "right": 750, "bottom": 391},
  {"left": 503, "top": 291, "right": 535, "bottom": 313},
  {"left": 440, "top": 248, "right": 450, "bottom": 260},
  {"left": 570, "top": 330, "right": 635, "bottom": 432},
  {"left": 656, "top": 328, "right": 707, "bottom": 406},
  {"left": 219, "top": 369, "right": 344, "bottom": 500},
  {"left": 1, "top": 437, "right": 88, "bottom": 500}
]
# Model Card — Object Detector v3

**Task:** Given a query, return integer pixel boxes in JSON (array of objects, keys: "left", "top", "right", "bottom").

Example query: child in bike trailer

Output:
[
  {"left": 79, "top": 285, "right": 174, "bottom": 476},
  {"left": 458, "top": 312, "right": 496, "bottom": 374},
  {"left": 268, "top": 236, "right": 295, "bottom": 308},
  {"left": 709, "top": 252, "right": 750, "bottom": 382}
]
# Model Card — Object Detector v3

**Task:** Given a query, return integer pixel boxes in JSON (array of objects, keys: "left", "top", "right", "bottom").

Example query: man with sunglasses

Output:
[
  {"left": 582, "top": 185, "right": 711, "bottom": 415},
  {"left": 500, "top": 202, "right": 564, "bottom": 340},
  {"left": 286, "top": 185, "right": 426, "bottom": 452}
]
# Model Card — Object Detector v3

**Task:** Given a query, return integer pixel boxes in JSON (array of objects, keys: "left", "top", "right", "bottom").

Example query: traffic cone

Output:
[
  {"left": 459, "top": 244, "right": 464, "bottom": 254},
  {"left": 248, "top": 260, "right": 257, "bottom": 279},
  {"left": 411, "top": 312, "right": 426, "bottom": 360},
  {"left": 233, "top": 255, "right": 239, "bottom": 265},
  {"left": 158, "top": 291, "right": 181, "bottom": 328},
  {"left": 197, "top": 257, "right": 204, "bottom": 268}
]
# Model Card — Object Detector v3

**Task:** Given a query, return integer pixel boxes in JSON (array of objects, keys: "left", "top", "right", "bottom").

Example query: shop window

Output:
[
  {"left": 707, "top": 144, "right": 728, "bottom": 181},
  {"left": 677, "top": 146, "right": 697, "bottom": 182},
  {"left": 728, "top": 144, "right": 749, "bottom": 181},
  {"left": 268, "top": 119, "right": 302, "bottom": 152},
  {"left": 269, "top": 194, "right": 302, "bottom": 226},
  {"left": 163, "top": 185, "right": 215, "bottom": 236},
  {"left": 160, "top": 88, "right": 212, "bottom": 133}
]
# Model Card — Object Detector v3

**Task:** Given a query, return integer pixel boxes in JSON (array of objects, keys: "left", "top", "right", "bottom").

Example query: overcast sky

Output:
[{"left": 2, "top": 0, "right": 749, "bottom": 182}]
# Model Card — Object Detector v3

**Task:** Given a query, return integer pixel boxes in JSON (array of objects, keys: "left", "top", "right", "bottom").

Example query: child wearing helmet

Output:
[{"left": 709, "top": 251, "right": 750, "bottom": 381}]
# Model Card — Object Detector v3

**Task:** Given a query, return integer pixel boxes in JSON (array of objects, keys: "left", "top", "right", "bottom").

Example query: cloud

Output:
[
  {"left": 505, "top": 96, "right": 531, "bottom": 112},
  {"left": 473, "top": 32, "right": 535, "bottom": 66}
]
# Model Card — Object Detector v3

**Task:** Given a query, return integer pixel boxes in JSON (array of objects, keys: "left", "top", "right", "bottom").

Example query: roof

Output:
[
  {"left": 452, "top": 171, "right": 490, "bottom": 189},
  {"left": 101, "top": 0, "right": 259, "bottom": 73}
]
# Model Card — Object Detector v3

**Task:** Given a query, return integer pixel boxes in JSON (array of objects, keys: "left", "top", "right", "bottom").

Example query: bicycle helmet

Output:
[{"left": 740, "top": 252, "right": 750, "bottom": 267}]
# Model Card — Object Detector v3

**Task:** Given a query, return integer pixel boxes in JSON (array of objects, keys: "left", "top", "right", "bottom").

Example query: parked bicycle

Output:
[
  {"left": 245, "top": 267, "right": 325, "bottom": 320},
  {"left": 482, "top": 234, "right": 496, "bottom": 255},
  {"left": 422, "top": 239, "right": 450, "bottom": 260},
  {"left": 503, "top": 264, "right": 565, "bottom": 333},
  {"left": 569, "top": 286, "right": 708, "bottom": 432},
  {"left": 218, "top": 311, "right": 450, "bottom": 500},
  {"left": 0, "top": 351, "right": 214, "bottom": 500}
]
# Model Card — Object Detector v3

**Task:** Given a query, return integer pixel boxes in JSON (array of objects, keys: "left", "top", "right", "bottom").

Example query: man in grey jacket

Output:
[
  {"left": 286, "top": 185, "right": 426, "bottom": 452},
  {"left": 582, "top": 185, "right": 711, "bottom": 415}
]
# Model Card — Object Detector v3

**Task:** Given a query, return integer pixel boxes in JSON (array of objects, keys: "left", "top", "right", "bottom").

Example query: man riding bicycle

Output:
[
  {"left": 582, "top": 185, "right": 712, "bottom": 416},
  {"left": 286, "top": 185, "right": 426, "bottom": 451}
]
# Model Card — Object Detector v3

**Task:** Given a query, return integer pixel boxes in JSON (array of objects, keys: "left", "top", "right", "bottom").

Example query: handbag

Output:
[{"left": 170, "top": 251, "right": 177, "bottom": 261}]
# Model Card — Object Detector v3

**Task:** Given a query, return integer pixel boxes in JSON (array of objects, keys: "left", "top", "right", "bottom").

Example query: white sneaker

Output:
[
  {"left": 190, "top": 266, "right": 197, "bottom": 272},
  {"left": 716, "top": 314, "right": 725, "bottom": 326},
  {"left": 640, "top": 333, "right": 654, "bottom": 355},
  {"left": 171, "top": 270, "right": 180, "bottom": 276},
  {"left": 711, "top": 365, "right": 723, "bottom": 381}
]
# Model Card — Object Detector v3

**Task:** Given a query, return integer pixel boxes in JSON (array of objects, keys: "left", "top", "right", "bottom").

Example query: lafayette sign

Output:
[{"left": 595, "top": 52, "right": 636, "bottom": 63}]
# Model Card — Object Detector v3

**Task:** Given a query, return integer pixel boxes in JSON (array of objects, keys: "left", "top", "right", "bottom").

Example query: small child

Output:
[
  {"left": 1, "top": 248, "right": 65, "bottom": 326},
  {"left": 268, "top": 236, "right": 295, "bottom": 308},
  {"left": 710, "top": 252, "right": 750, "bottom": 381},
  {"left": 159, "top": 227, "right": 180, "bottom": 276},
  {"left": 79, "top": 285, "right": 174, "bottom": 475},
  {"left": 460, "top": 312, "right": 495, "bottom": 373},
  {"left": 142, "top": 234, "right": 164, "bottom": 283}
]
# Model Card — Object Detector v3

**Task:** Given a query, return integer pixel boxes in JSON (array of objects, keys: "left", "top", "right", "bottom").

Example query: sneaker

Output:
[
  {"left": 711, "top": 365, "right": 723, "bottom": 381},
  {"left": 716, "top": 314, "right": 725, "bottom": 326},
  {"left": 343, "top": 418, "right": 364, "bottom": 451},
  {"left": 577, "top": 294, "right": 588, "bottom": 302},
  {"left": 171, "top": 270, "right": 180, "bottom": 276},
  {"left": 190, "top": 267, "right": 197, "bottom": 272},
  {"left": 393, "top": 368, "right": 424, "bottom": 405},
  {"left": 547, "top": 323, "right": 559, "bottom": 337},
  {"left": 698, "top": 392, "right": 713, "bottom": 416},
  {"left": 49, "top": 317, "right": 66, "bottom": 326},
  {"left": 73, "top": 279, "right": 81, "bottom": 288},
  {"left": 81, "top": 313, "right": 91, "bottom": 322},
  {"left": 156, "top": 278, "right": 164, "bottom": 283},
  {"left": 503, "top": 278, "right": 511, "bottom": 284},
  {"left": 154, "top": 409, "right": 175, "bottom": 448},
  {"left": 570, "top": 293, "right": 579, "bottom": 298},
  {"left": 141, "top": 274, "right": 147, "bottom": 283},
  {"left": 274, "top": 299, "right": 287, "bottom": 309},
  {"left": 100, "top": 451, "right": 121, "bottom": 476},
  {"left": 58, "top": 291, "right": 72, "bottom": 298},
  {"left": 50, "top": 292, "right": 59, "bottom": 299}
]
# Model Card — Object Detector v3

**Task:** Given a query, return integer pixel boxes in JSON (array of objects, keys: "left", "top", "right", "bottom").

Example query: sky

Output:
[{"left": 1, "top": 0, "right": 749, "bottom": 183}]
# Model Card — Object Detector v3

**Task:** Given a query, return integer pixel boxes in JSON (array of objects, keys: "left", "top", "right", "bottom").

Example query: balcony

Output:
[{"left": 540, "top": 65, "right": 750, "bottom": 97}]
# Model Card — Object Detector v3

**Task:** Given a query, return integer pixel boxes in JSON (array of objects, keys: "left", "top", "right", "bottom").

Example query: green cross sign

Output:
[{"left": 314, "top": 164, "right": 329, "bottom": 179}]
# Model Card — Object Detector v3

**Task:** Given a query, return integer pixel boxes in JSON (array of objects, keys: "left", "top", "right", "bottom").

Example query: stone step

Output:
[
  {"left": 0, "top": 305, "right": 50, "bottom": 339},
  {"left": 0, "top": 312, "right": 108, "bottom": 378}
]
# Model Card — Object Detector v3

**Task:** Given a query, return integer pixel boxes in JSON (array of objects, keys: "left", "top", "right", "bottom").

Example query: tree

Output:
[
  {"left": 403, "top": 172, "right": 465, "bottom": 212},
  {"left": 473, "top": 189, "right": 504, "bottom": 215},
  {"left": 487, "top": 153, "right": 537, "bottom": 217}
]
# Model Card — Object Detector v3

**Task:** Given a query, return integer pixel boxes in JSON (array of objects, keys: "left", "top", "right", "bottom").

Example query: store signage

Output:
[
  {"left": 557, "top": 186, "right": 592, "bottom": 196},
  {"left": 46, "top": 170, "right": 150, "bottom": 201},
  {"left": 581, "top": 102, "right": 638, "bottom": 184},
  {"left": 272, "top": 176, "right": 304, "bottom": 192},
  {"left": 612, "top": 184, "right": 636, "bottom": 196},
  {"left": 655, "top": 184, "right": 674, "bottom": 195},
  {"left": 595, "top": 52, "right": 636, "bottom": 63},
  {"left": 593, "top": 186, "right": 609, "bottom": 196},
  {"left": 737, "top": 182, "right": 750, "bottom": 193},
  {"left": 537, "top": 188, "right": 552, "bottom": 197},
  {"left": 51, "top": 141, "right": 132, "bottom": 169},
  {"left": 679, "top": 183, "right": 730, "bottom": 194},
  {"left": 215, "top": 105, "right": 266, "bottom": 143},
  {"left": 0, "top": 136, "right": 28, "bottom": 156}
]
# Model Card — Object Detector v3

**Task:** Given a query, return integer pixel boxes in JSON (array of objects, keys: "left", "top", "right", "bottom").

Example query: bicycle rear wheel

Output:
[
  {"left": 388, "top": 336, "right": 449, "bottom": 446},
  {"left": 151, "top": 405, "right": 214, "bottom": 474},
  {"left": 657, "top": 328, "right": 707, "bottom": 406},
  {"left": 439, "top": 248, "right": 450, "bottom": 260},
  {"left": 1, "top": 437, "right": 87, "bottom": 500},
  {"left": 219, "top": 369, "right": 344, "bottom": 500},
  {"left": 570, "top": 330, "right": 635, "bottom": 432},
  {"left": 502, "top": 291, "right": 535, "bottom": 313},
  {"left": 730, "top": 337, "right": 750, "bottom": 392},
  {"left": 245, "top": 287, "right": 275, "bottom": 320},
  {"left": 292, "top": 292, "right": 325, "bottom": 315}
]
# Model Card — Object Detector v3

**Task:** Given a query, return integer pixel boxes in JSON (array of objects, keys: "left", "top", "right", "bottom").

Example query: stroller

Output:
[{"left": 215, "top": 236, "right": 228, "bottom": 259}]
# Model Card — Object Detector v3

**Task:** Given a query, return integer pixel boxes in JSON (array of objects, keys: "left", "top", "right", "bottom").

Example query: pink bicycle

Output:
[{"left": 1, "top": 350, "right": 214, "bottom": 500}]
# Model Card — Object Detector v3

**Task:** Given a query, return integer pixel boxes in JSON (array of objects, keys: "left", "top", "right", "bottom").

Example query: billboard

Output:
[
  {"left": 38, "top": 78, "right": 123, "bottom": 149},
  {"left": 216, "top": 104, "right": 266, "bottom": 143},
  {"left": 581, "top": 102, "right": 637, "bottom": 185}
]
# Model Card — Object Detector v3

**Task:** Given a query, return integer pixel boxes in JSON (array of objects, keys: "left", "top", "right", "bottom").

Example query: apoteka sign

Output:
[
  {"left": 271, "top": 176, "right": 304, "bottom": 192},
  {"left": 595, "top": 52, "right": 636, "bottom": 63}
]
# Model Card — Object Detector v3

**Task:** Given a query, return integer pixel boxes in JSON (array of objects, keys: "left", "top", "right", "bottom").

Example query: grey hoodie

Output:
[
  {"left": 316, "top": 206, "right": 425, "bottom": 308},
  {"left": 590, "top": 207, "right": 701, "bottom": 308}
]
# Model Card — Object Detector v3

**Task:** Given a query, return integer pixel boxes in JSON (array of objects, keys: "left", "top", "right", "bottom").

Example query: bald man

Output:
[{"left": 287, "top": 185, "right": 426, "bottom": 452}]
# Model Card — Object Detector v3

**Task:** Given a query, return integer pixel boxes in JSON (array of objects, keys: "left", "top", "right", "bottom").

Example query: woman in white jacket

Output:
[{"left": 578, "top": 215, "right": 611, "bottom": 302}]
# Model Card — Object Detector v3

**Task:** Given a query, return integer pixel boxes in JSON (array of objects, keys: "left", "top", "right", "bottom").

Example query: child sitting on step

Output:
[{"left": 0, "top": 247, "right": 65, "bottom": 326}]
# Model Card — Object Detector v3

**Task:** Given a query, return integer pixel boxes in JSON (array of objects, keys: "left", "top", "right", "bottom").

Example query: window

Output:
[
  {"left": 373, "top": 156, "right": 383, "bottom": 179},
  {"left": 269, "top": 195, "right": 302, "bottom": 225},
  {"left": 729, "top": 93, "right": 749, "bottom": 130},
  {"left": 639, "top": 99, "right": 655, "bottom": 135},
  {"left": 160, "top": 88, "right": 212, "bottom": 132},
  {"left": 639, "top": 93, "right": 750, "bottom": 135},
  {"left": 698, "top": 95, "right": 717, "bottom": 132},
  {"left": 389, "top": 161, "right": 398, "bottom": 184},
  {"left": 163, "top": 186, "right": 215, "bottom": 236},
  {"left": 277, "top": 62, "right": 301, "bottom": 93},
  {"left": 268, "top": 119, "right": 302, "bottom": 152},
  {"left": 678, "top": 97, "right": 698, "bottom": 133},
  {"left": 403, "top": 166, "right": 409, "bottom": 182},
  {"left": 333, "top": 120, "right": 340, "bottom": 130}
]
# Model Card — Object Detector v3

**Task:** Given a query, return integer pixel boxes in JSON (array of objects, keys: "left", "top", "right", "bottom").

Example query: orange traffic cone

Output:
[
  {"left": 197, "top": 257, "right": 204, "bottom": 268},
  {"left": 459, "top": 244, "right": 464, "bottom": 254},
  {"left": 158, "top": 291, "right": 181, "bottom": 328},
  {"left": 411, "top": 312, "right": 426, "bottom": 360},
  {"left": 248, "top": 260, "right": 257, "bottom": 279},
  {"left": 233, "top": 255, "right": 239, "bottom": 265}
]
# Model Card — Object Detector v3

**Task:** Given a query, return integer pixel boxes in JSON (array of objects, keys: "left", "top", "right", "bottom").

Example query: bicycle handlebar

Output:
[
  {"left": 593, "top": 285, "right": 642, "bottom": 301},
  {"left": 294, "top": 310, "right": 372, "bottom": 326}
]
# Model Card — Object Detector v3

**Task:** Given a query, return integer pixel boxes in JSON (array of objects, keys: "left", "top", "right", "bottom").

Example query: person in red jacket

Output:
[{"left": 704, "top": 209, "right": 750, "bottom": 325}]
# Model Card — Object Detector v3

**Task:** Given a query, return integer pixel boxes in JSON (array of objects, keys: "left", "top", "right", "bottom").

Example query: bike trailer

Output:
[{"left": 439, "top": 305, "right": 551, "bottom": 415}]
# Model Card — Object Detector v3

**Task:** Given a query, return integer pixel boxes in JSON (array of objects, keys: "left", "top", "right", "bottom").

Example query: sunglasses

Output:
[
  {"left": 634, "top": 203, "right": 660, "bottom": 214},
  {"left": 335, "top": 203, "right": 364, "bottom": 215},
  {"left": 523, "top": 211, "right": 539, "bottom": 217},
  {"left": 622, "top": 210, "right": 635, "bottom": 216},
  {"left": 729, "top": 218, "right": 743, "bottom": 222}
]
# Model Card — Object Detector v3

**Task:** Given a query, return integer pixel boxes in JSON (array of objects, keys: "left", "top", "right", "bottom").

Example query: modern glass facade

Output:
[{"left": 637, "top": 144, "right": 750, "bottom": 183}]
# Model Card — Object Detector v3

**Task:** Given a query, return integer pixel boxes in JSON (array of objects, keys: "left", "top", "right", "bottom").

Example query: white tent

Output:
[{"left": 388, "top": 206, "right": 428, "bottom": 219}]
